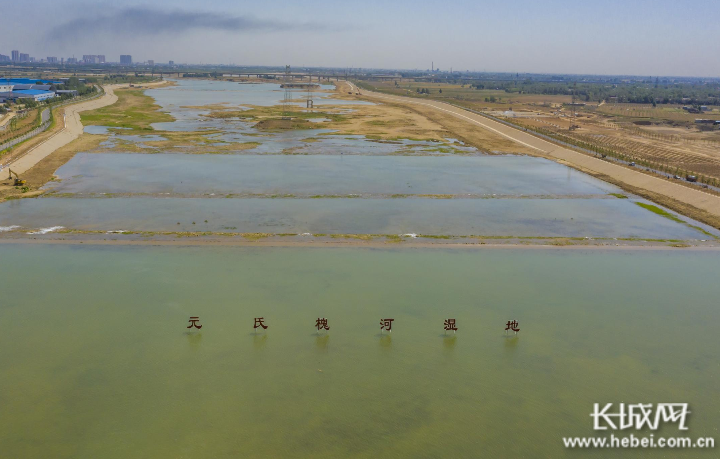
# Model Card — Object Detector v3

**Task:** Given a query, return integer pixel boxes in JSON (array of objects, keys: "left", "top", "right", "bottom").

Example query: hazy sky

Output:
[{"left": 2, "top": 0, "right": 719, "bottom": 76}]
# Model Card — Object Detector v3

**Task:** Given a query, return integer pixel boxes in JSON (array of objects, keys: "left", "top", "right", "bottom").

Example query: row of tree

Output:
[
  {"left": 415, "top": 88, "right": 443, "bottom": 94},
  {"left": 466, "top": 80, "right": 720, "bottom": 105}
]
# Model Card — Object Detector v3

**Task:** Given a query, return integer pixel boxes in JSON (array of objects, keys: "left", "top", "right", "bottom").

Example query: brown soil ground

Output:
[
  {"left": 0, "top": 134, "right": 105, "bottom": 200},
  {"left": 336, "top": 81, "right": 533, "bottom": 153},
  {"left": 254, "top": 118, "right": 317, "bottom": 131},
  {"left": 358, "top": 85, "right": 720, "bottom": 230},
  {"left": 472, "top": 99, "right": 720, "bottom": 179}
]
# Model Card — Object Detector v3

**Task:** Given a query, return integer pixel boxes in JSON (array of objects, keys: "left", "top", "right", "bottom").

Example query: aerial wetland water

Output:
[
  {"left": 0, "top": 197, "right": 712, "bottom": 239},
  {"left": 0, "top": 245, "right": 718, "bottom": 458},
  {"left": 0, "top": 78, "right": 718, "bottom": 241},
  {"left": 1, "top": 79, "right": 719, "bottom": 458}
]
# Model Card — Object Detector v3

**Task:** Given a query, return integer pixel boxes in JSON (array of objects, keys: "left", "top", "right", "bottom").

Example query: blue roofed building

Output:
[
  {"left": 1, "top": 89, "right": 57, "bottom": 101},
  {"left": 0, "top": 78, "right": 62, "bottom": 86}
]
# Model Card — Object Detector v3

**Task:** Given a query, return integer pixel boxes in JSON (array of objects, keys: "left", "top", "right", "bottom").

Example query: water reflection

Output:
[
  {"left": 47, "top": 154, "right": 620, "bottom": 197},
  {"left": 504, "top": 336, "right": 519, "bottom": 353},
  {"left": 3, "top": 197, "right": 713, "bottom": 240},
  {"left": 185, "top": 332, "right": 202, "bottom": 348},
  {"left": 252, "top": 332, "right": 268, "bottom": 349},
  {"left": 315, "top": 334, "right": 329, "bottom": 351},
  {"left": 443, "top": 335, "right": 457, "bottom": 350}
]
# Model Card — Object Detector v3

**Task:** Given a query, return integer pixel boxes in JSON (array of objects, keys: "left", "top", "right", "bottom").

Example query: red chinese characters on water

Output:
[
  {"left": 184, "top": 316, "right": 520, "bottom": 336},
  {"left": 505, "top": 319, "right": 520, "bottom": 334},
  {"left": 315, "top": 318, "right": 329, "bottom": 331},
  {"left": 380, "top": 318, "right": 394, "bottom": 332},
  {"left": 444, "top": 318, "right": 458, "bottom": 333},
  {"left": 187, "top": 316, "right": 202, "bottom": 329}
]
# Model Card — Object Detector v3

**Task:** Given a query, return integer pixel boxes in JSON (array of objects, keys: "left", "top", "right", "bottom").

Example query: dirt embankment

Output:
[
  {"left": 0, "top": 134, "right": 105, "bottom": 200},
  {"left": 356, "top": 87, "right": 720, "bottom": 230}
]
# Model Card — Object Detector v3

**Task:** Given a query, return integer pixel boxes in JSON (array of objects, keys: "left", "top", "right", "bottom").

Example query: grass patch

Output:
[
  {"left": 242, "top": 233, "right": 273, "bottom": 240},
  {"left": 81, "top": 88, "right": 174, "bottom": 130},
  {"left": 417, "top": 194, "right": 454, "bottom": 199},
  {"left": 207, "top": 107, "right": 347, "bottom": 123},
  {"left": 634, "top": 202, "right": 685, "bottom": 223},
  {"left": 687, "top": 224, "right": 718, "bottom": 238},
  {"left": 609, "top": 193, "right": 628, "bottom": 199}
]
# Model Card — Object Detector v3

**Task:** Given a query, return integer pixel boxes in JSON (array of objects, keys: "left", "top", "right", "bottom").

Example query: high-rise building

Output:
[
  {"left": 67, "top": 57, "right": 78, "bottom": 64},
  {"left": 120, "top": 55, "right": 132, "bottom": 65},
  {"left": 83, "top": 55, "right": 97, "bottom": 64},
  {"left": 47, "top": 57, "right": 58, "bottom": 64},
  {"left": 0, "top": 54, "right": 10, "bottom": 62},
  {"left": 147, "top": 60, "right": 154, "bottom": 66},
  {"left": 169, "top": 60, "right": 174, "bottom": 66},
  {"left": 29, "top": 57, "right": 36, "bottom": 63},
  {"left": 98, "top": 55, "right": 105, "bottom": 64},
  {"left": 12, "top": 50, "right": 19, "bottom": 61},
  {"left": 19, "top": 53, "right": 30, "bottom": 62}
]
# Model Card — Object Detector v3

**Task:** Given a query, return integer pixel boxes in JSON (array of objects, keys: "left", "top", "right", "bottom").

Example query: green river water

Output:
[{"left": 1, "top": 244, "right": 717, "bottom": 458}]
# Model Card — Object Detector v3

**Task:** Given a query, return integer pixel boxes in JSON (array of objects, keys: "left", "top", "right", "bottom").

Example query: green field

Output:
[{"left": 81, "top": 89, "right": 175, "bottom": 131}]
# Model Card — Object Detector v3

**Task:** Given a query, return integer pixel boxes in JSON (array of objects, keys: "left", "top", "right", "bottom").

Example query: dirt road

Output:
[
  {"left": 355, "top": 85, "right": 720, "bottom": 220},
  {"left": 2, "top": 79, "right": 176, "bottom": 178},
  {"left": 2, "top": 86, "right": 121, "bottom": 176}
]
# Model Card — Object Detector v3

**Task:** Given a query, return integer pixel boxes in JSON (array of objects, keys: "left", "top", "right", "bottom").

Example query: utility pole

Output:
[{"left": 282, "top": 65, "right": 291, "bottom": 120}]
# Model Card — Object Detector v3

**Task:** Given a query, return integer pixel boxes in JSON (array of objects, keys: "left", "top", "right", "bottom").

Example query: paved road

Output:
[
  {"left": 3, "top": 86, "right": 120, "bottom": 175},
  {"left": 354, "top": 84, "right": 720, "bottom": 217}
]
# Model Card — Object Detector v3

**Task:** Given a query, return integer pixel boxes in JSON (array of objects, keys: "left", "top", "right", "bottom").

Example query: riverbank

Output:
[
  {"left": 0, "top": 80, "right": 172, "bottom": 201},
  {"left": 349, "top": 83, "right": 720, "bottom": 230},
  {"left": 0, "top": 231, "right": 716, "bottom": 249}
]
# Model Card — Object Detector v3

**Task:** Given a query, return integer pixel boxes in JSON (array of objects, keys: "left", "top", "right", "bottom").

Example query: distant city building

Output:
[
  {"left": 169, "top": 60, "right": 174, "bottom": 66},
  {"left": 147, "top": 60, "right": 154, "bottom": 66},
  {"left": 0, "top": 54, "right": 9, "bottom": 62},
  {"left": 47, "top": 57, "right": 58, "bottom": 63},
  {"left": 12, "top": 50, "right": 19, "bottom": 61},
  {"left": 81, "top": 54, "right": 106, "bottom": 64},
  {"left": 67, "top": 57, "right": 78, "bottom": 64},
  {"left": 19, "top": 53, "right": 30, "bottom": 62},
  {"left": 29, "top": 57, "right": 36, "bottom": 63},
  {"left": 120, "top": 55, "right": 132, "bottom": 65}
]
